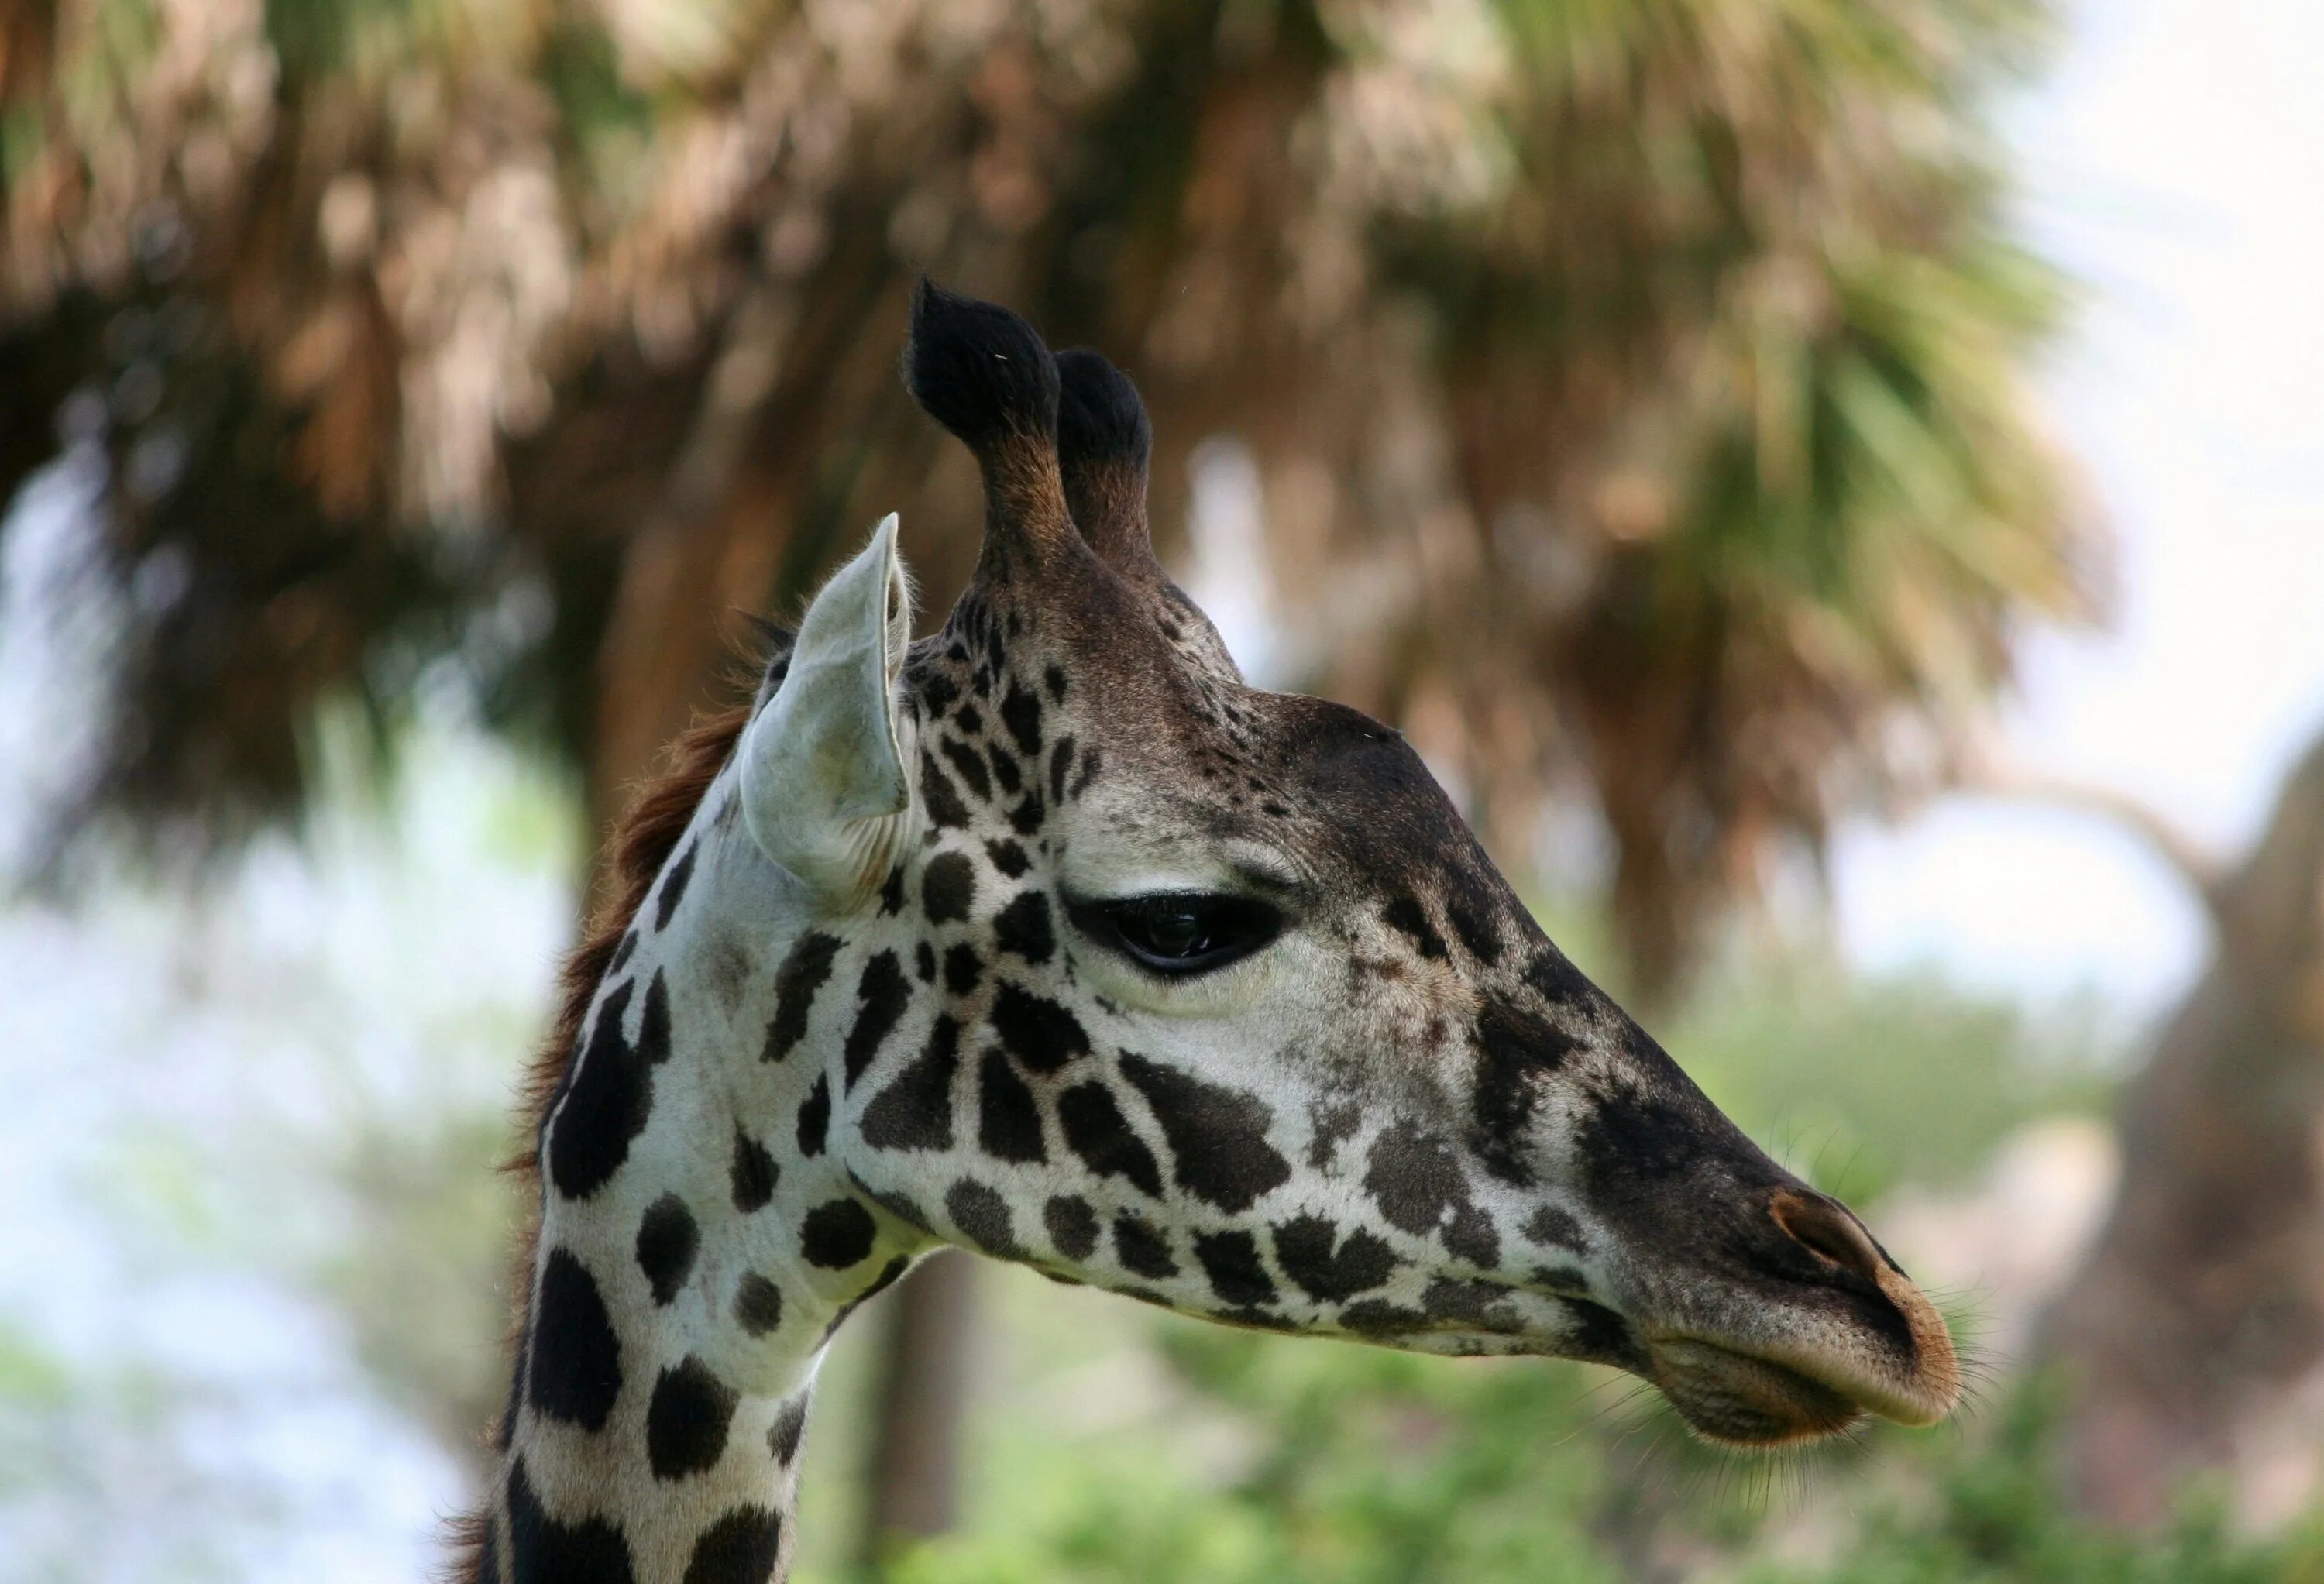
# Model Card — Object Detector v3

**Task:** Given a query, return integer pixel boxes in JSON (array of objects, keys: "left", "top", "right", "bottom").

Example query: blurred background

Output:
[{"left": 2, "top": 0, "right": 2322, "bottom": 1578}]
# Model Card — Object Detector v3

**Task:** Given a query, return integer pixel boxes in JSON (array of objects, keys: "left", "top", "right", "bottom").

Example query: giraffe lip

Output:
[
  {"left": 1641, "top": 1320, "right": 1958, "bottom": 1445},
  {"left": 1643, "top": 1336, "right": 1864, "bottom": 1447}
]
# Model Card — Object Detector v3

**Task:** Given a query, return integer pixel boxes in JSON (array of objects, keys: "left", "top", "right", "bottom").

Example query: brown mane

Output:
[{"left": 446, "top": 679, "right": 762, "bottom": 1576}]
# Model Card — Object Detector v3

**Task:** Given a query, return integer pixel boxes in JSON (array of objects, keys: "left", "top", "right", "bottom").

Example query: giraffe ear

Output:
[{"left": 739, "top": 513, "right": 916, "bottom": 903}]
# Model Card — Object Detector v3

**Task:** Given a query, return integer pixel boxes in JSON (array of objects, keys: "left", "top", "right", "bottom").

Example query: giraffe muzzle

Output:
[{"left": 1633, "top": 1189, "right": 1961, "bottom": 1446}]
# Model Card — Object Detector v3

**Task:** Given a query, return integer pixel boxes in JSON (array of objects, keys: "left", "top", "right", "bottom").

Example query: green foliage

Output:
[
  {"left": 538, "top": 18, "right": 659, "bottom": 202},
  {"left": 0, "top": 1320, "right": 73, "bottom": 1415},
  {"left": 834, "top": 1319, "right": 2324, "bottom": 1584},
  {"left": 842, "top": 1307, "right": 1624, "bottom": 1584},
  {"left": 1761, "top": 1387, "right": 2324, "bottom": 1584}
]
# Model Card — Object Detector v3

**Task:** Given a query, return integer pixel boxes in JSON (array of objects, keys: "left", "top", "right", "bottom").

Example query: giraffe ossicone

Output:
[{"left": 459, "top": 280, "right": 1961, "bottom": 1583}]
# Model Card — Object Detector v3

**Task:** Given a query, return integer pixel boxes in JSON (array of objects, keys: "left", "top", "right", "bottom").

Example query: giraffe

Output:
[{"left": 455, "top": 283, "right": 1960, "bottom": 1583}]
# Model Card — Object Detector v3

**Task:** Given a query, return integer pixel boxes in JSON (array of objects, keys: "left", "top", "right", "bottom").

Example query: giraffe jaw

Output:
[{"left": 1334, "top": 1278, "right": 1957, "bottom": 1448}]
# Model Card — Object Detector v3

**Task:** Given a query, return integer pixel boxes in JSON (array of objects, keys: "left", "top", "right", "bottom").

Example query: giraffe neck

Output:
[{"left": 478, "top": 769, "right": 926, "bottom": 1584}]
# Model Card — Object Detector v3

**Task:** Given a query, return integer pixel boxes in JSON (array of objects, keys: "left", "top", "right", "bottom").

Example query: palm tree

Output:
[{"left": 1, "top": 0, "right": 2089, "bottom": 1552}]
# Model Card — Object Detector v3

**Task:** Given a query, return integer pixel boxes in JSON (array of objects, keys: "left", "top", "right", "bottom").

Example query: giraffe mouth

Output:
[
  {"left": 1635, "top": 1260, "right": 1962, "bottom": 1448},
  {"left": 1643, "top": 1338, "right": 1865, "bottom": 1446},
  {"left": 1600, "top": 1187, "right": 1964, "bottom": 1447},
  {"left": 1478, "top": 1275, "right": 1954, "bottom": 1445},
  {"left": 1639, "top": 1324, "right": 1958, "bottom": 1447}
]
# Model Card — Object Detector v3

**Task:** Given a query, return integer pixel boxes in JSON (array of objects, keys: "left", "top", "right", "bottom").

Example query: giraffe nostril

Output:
[{"left": 1769, "top": 1190, "right": 1888, "bottom": 1286}]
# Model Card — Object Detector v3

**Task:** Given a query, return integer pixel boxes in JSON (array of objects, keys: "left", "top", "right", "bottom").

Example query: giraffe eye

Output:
[{"left": 1083, "top": 893, "right": 1283, "bottom": 977}]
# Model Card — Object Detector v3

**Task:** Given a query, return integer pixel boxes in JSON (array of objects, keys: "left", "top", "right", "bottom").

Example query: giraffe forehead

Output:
[
  {"left": 902, "top": 618, "right": 1545, "bottom": 1039},
  {"left": 1095, "top": 689, "right": 1528, "bottom": 943}
]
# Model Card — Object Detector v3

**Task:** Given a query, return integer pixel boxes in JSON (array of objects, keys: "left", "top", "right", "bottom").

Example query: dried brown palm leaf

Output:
[{"left": 0, "top": 0, "right": 2092, "bottom": 995}]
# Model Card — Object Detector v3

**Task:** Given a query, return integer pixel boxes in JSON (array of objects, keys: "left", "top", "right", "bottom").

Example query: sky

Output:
[
  {"left": 1830, "top": 0, "right": 2324, "bottom": 1019},
  {"left": 0, "top": 734, "right": 562, "bottom": 1579}
]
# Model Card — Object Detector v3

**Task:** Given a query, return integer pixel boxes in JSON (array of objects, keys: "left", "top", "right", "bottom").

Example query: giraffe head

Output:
[{"left": 739, "top": 283, "right": 1960, "bottom": 1448}]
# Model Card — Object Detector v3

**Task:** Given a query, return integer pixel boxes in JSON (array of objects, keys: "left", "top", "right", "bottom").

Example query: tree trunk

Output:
[
  {"left": 858, "top": 1251, "right": 981, "bottom": 1565},
  {"left": 2037, "top": 728, "right": 2324, "bottom": 1525}
]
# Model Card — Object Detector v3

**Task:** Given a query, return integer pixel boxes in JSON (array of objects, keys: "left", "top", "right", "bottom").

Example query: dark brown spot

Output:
[
  {"left": 1057, "top": 1082, "right": 1164, "bottom": 1197},
  {"left": 1112, "top": 1213, "right": 1178, "bottom": 1279},
  {"left": 861, "top": 1015, "right": 961, "bottom": 1152},
  {"left": 989, "top": 983, "right": 1088, "bottom": 1073},
  {"left": 1383, "top": 895, "right": 1446, "bottom": 960},
  {"left": 1273, "top": 1215, "right": 1399, "bottom": 1303},
  {"left": 1118, "top": 1053, "right": 1290, "bottom": 1213},
  {"left": 1195, "top": 1230, "right": 1276, "bottom": 1307},
  {"left": 842, "top": 950, "right": 910, "bottom": 1091},
  {"left": 978, "top": 1050, "right": 1047, "bottom": 1163},
  {"left": 801, "top": 1199, "right": 878, "bottom": 1268},
  {"left": 508, "top": 1458, "right": 634, "bottom": 1583},
  {"left": 528, "top": 1249, "right": 621, "bottom": 1431},
  {"left": 768, "top": 1397, "right": 809, "bottom": 1464},
  {"left": 1043, "top": 1195, "right": 1099, "bottom": 1260},
  {"left": 992, "top": 890, "right": 1054, "bottom": 964},
  {"left": 763, "top": 933, "right": 841, "bottom": 1063},
  {"left": 635, "top": 1194, "right": 698, "bottom": 1307},
  {"left": 648, "top": 1357, "right": 737, "bottom": 1479},
  {"left": 653, "top": 841, "right": 697, "bottom": 931},
  {"left": 946, "top": 1178, "right": 1024, "bottom": 1259},
  {"left": 796, "top": 1075, "right": 830, "bottom": 1156},
  {"left": 1363, "top": 1122, "right": 1500, "bottom": 1268},
  {"left": 733, "top": 1274, "right": 783, "bottom": 1337},
  {"left": 940, "top": 738, "right": 993, "bottom": 802},
  {"left": 680, "top": 1506, "right": 782, "bottom": 1584}
]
